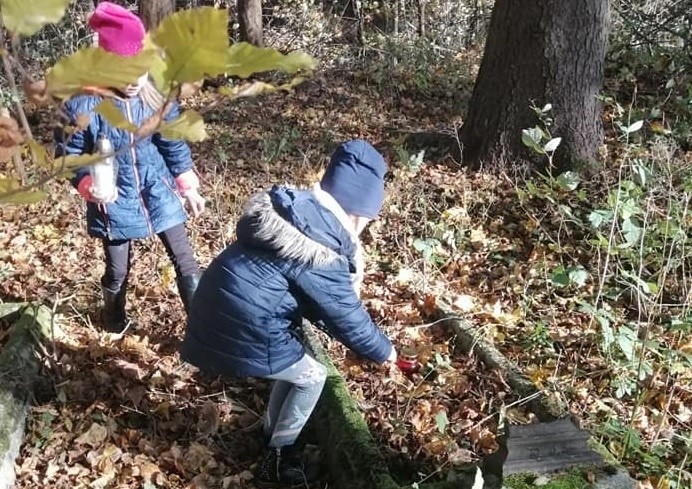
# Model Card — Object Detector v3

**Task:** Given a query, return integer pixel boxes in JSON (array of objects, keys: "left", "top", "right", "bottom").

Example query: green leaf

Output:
[
  {"left": 625, "top": 120, "right": 644, "bottom": 134},
  {"left": 543, "top": 137, "right": 562, "bottom": 153},
  {"left": 46, "top": 47, "right": 156, "bottom": 100},
  {"left": 152, "top": 7, "right": 229, "bottom": 85},
  {"left": 550, "top": 266, "right": 570, "bottom": 287},
  {"left": 589, "top": 209, "right": 613, "bottom": 229},
  {"left": 142, "top": 35, "right": 170, "bottom": 95},
  {"left": 556, "top": 171, "right": 581, "bottom": 191},
  {"left": 521, "top": 127, "right": 544, "bottom": 154},
  {"left": 527, "top": 127, "right": 543, "bottom": 143},
  {"left": 567, "top": 266, "right": 589, "bottom": 287},
  {"left": 579, "top": 301, "right": 615, "bottom": 351},
  {"left": 669, "top": 318, "right": 692, "bottom": 333},
  {"left": 0, "top": 177, "right": 48, "bottom": 204},
  {"left": 632, "top": 162, "right": 650, "bottom": 188},
  {"left": 618, "top": 196, "right": 642, "bottom": 220},
  {"left": 95, "top": 100, "right": 137, "bottom": 132},
  {"left": 159, "top": 110, "right": 208, "bottom": 142},
  {"left": 227, "top": 43, "right": 317, "bottom": 78},
  {"left": 435, "top": 411, "right": 449, "bottom": 434},
  {"left": 55, "top": 153, "right": 108, "bottom": 169},
  {"left": 620, "top": 217, "right": 642, "bottom": 248},
  {"left": 27, "top": 139, "right": 49, "bottom": 168},
  {"left": 616, "top": 326, "right": 636, "bottom": 361},
  {"left": 621, "top": 270, "right": 658, "bottom": 296},
  {"left": 0, "top": 0, "right": 71, "bottom": 36}
]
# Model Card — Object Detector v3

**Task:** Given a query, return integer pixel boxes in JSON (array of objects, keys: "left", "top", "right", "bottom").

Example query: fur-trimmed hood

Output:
[{"left": 235, "top": 184, "right": 365, "bottom": 293}]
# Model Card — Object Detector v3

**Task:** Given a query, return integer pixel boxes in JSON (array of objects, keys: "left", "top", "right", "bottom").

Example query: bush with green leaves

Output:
[{"left": 517, "top": 101, "right": 691, "bottom": 484}]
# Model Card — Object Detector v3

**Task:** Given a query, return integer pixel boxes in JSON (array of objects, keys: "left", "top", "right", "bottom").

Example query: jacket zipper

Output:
[
  {"left": 98, "top": 203, "right": 112, "bottom": 240},
  {"left": 162, "top": 177, "right": 185, "bottom": 205},
  {"left": 124, "top": 100, "right": 154, "bottom": 236},
  {"left": 162, "top": 177, "right": 180, "bottom": 198}
]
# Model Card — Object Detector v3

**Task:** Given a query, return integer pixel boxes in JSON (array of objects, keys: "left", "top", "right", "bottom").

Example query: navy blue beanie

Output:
[{"left": 320, "top": 139, "right": 387, "bottom": 219}]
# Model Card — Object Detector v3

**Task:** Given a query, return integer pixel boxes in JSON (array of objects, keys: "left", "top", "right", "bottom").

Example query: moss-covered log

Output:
[{"left": 0, "top": 304, "right": 52, "bottom": 489}]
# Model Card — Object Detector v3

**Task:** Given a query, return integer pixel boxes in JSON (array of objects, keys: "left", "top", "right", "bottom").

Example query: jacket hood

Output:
[{"left": 236, "top": 185, "right": 365, "bottom": 276}]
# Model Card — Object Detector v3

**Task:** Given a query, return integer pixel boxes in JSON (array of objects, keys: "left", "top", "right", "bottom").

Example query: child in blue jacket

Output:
[
  {"left": 56, "top": 3, "right": 205, "bottom": 333},
  {"left": 181, "top": 140, "right": 398, "bottom": 485}
]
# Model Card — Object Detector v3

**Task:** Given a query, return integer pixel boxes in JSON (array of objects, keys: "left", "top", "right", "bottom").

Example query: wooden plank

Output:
[{"left": 503, "top": 417, "right": 604, "bottom": 475}]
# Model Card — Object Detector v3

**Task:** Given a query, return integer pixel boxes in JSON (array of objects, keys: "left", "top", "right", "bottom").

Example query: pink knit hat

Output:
[{"left": 89, "top": 2, "right": 145, "bottom": 57}]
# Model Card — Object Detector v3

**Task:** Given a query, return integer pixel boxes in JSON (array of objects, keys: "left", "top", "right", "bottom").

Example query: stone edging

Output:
[{"left": 0, "top": 303, "right": 52, "bottom": 489}]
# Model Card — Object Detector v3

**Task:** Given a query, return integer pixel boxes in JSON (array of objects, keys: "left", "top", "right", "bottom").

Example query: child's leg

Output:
[
  {"left": 157, "top": 223, "right": 200, "bottom": 277},
  {"left": 262, "top": 354, "right": 327, "bottom": 448},
  {"left": 100, "top": 238, "right": 132, "bottom": 332},
  {"left": 264, "top": 380, "right": 292, "bottom": 441},
  {"left": 158, "top": 223, "right": 201, "bottom": 312},
  {"left": 102, "top": 238, "right": 131, "bottom": 291}
]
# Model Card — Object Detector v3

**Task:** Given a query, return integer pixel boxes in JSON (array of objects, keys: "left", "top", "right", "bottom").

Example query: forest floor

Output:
[{"left": 0, "top": 41, "right": 690, "bottom": 489}]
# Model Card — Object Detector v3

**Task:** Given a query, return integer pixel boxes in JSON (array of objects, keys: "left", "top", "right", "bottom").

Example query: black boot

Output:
[
  {"left": 101, "top": 283, "right": 129, "bottom": 333},
  {"left": 177, "top": 274, "right": 200, "bottom": 313},
  {"left": 256, "top": 446, "right": 322, "bottom": 486}
]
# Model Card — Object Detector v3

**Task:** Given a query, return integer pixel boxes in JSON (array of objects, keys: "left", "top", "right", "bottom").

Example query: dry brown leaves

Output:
[{"left": 4, "top": 58, "right": 685, "bottom": 489}]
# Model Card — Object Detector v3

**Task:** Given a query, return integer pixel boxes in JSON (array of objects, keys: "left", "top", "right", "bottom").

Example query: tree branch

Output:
[{"left": 0, "top": 27, "right": 33, "bottom": 183}]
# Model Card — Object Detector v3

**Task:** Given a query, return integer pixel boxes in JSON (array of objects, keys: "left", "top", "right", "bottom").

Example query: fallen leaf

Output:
[
  {"left": 75, "top": 423, "right": 109, "bottom": 448},
  {"left": 197, "top": 401, "right": 220, "bottom": 435},
  {"left": 0, "top": 116, "right": 24, "bottom": 147}
]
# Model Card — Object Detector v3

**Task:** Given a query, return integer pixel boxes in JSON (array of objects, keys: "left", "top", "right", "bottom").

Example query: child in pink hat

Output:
[{"left": 55, "top": 1, "right": 206, "bottom": 333}]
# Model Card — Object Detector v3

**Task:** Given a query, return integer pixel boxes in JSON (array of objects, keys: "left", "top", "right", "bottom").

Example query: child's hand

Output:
[
  {"left": 77, "top": 175, "right": 118, "bottom": 204},
  {"left": 175, "top": 170, "right": 205, "bottom": 217},
  {"left": 183, "top": 188, "right": 206, "bottom": 217},
  {"left": 386, "top": 345, "right": 398, "bottom": 364}
]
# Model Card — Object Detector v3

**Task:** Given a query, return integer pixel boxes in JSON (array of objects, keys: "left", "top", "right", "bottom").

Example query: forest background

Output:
[{"left": 0, "top": 0, "right": 690, "bottom": 488}]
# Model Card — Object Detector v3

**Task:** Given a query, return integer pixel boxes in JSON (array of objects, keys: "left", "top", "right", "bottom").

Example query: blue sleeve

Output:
[
  {"left": 293, "top": 261, "right": 393, "bottom": 364},
  {"left": 54, "top": 97, "right": 98, "bottom": 188},
  {"left": 152, "top": 101, "right": 194, "bottom": 177}
]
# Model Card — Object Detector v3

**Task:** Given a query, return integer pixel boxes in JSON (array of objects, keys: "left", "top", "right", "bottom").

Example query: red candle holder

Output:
[{"left": 396, "top": 346, "right": 419, "bottom": 373}]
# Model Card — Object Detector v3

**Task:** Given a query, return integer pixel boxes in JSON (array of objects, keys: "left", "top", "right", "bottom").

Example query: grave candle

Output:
[
  {"left": 396, "top": 346, "right": 419, "bottom": 373},
  {"left": 91, "top": 136, "right": 117, "bottom": 201}
]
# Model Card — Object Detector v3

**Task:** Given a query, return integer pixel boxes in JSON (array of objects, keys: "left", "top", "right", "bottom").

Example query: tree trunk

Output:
[
  {"left": 460, "top": 0, "right": 610, "bottom": 171},
  {"left": 415, "top": 0, "right": 426, "bottom": 38},
  {"left": 139, "top": 0, "right": 174, "bottom": 31},
  {"left": 238, "top": 0, "right": 263, "bottom": 47}
]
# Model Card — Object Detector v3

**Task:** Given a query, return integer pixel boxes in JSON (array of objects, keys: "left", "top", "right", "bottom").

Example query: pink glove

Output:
[
  {"left": 175, "top": 170, "right": 200, "bottom": 195},
  {"left": 175, "top": 170, "right": 205, "bottom": 217},
  {"left": 77, "top": 175, "right": 117, "bottom": 203},
  {"left": 77, "top": 175, "right": 95, "bottom": 201}
]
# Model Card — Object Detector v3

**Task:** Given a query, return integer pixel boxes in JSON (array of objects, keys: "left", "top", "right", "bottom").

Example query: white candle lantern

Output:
[{"left": 90, "top": 136, "right": 118, "bottom": 201}]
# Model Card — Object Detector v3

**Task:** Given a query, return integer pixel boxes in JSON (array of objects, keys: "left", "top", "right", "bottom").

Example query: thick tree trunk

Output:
[
  {"left": 238, "top": 0, "right": 263, "bottom": 47},
  {"left": 460, "top": 0, "right": 610, "bottom": 171},
  {"left": 139, "top": 0, "right": 174, "bottom": 31}
]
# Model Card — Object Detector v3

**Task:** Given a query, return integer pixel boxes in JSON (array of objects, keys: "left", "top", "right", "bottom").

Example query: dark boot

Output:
[
  {"left": 256, "top": 446, "right": 322, "bottom": 486},
  {"left": 101, "top": 283, "right": 129, "bottom": 333},
  {"left": 177, "top": 274, "right": 200, "bottom": 313}
]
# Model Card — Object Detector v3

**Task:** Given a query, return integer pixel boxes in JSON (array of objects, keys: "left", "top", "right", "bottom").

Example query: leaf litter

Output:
[{"left": 1, "top": 42, "right": 688, "bottom": 489}]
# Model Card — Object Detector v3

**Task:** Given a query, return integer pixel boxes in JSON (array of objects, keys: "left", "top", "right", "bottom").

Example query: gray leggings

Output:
[{"left": 261, "top": 353, "right": 327, "bottom": 448}]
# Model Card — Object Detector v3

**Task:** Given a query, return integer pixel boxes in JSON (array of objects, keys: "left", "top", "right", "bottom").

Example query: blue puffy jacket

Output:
[
  {"left": 55, "top": 94, "right": 193, "bottom": 240},
  {"left": 181, "top": 185, "right": 393, "bottom": 378}
]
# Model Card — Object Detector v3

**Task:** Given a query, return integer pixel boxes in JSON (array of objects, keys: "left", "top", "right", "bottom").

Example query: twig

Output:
[
  {"left": 406, "top": 316, "right": 463, "bottom": 330},
  {"left": 0, "top": 27, "right": 34, "bottom": 182},
  {"left": 463, "top": 391, "right": 543, "bottom": 435}
]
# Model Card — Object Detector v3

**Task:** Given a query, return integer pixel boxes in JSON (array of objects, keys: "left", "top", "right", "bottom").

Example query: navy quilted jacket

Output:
[
  {"left": 56, "top": 94, "right": 193, "bottom": 240},
  {"left": 181, "top": 185, "right": 393, "bottom": 378}
]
